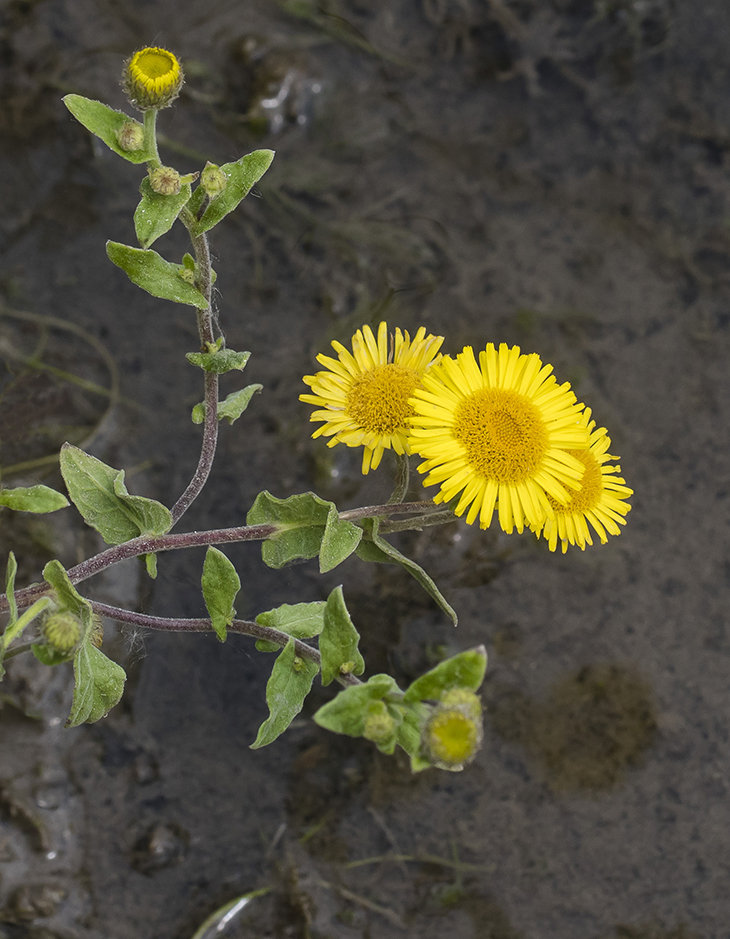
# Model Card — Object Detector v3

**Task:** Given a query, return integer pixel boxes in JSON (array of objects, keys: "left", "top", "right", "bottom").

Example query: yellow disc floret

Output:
[
  {"left": 425, "top": 704, "right": 482, "bottom": 770},
  {"left": 301, "top": 321, "right": 444, "bottom": 474},
  {"left": 123, "top": 47, "right": 184, "bottom": 110}
]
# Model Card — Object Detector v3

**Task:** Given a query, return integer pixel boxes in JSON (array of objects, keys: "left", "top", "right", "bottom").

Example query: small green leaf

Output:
[
  {"left": 144, "top": 554, "right": 158, "bottom": 579},
  {"left": 0, "top": 485, "right": 69, "bottom": 514},
  {"left": 106, "top": 241, "right": 208, "bottom": 308},
  {"left": 247, "top": 491, "right": 330, "bottom": 569},
  {"left": 186, "top": 349, "right": 251, "bottom": 374},
  {"left": 66, "top": 641, "right": 126, "bottom": 728},
  {"left": 32, "top": 643, "right": 75, "bottom": 667},
  {"left": 356, "top": 518, "right": 457, "bottom": 626},
  {"left": 5, "top": 552, "right": 17, "bottom": 627},
  {"left": 396, "top": 702, "right": 432, "bottom": 772},
  {"left": 187, "top": 186, "right": 207, "bottom": 220},
  {"left": 403, "top": 646, "right": 488, "bottom": 704},
  {"left": 43, "top": 560, "right": 92, "bottom": 631},
  {"left": 320, "top": 511, "right": 362, "bottom": 574},
  {"left": 256, "top": 601, "right": 325, "bottom": 640},
  {"left": 191, "top": 384, "right": 263, "bottom": 424},
  {"left": 193, "top": 150, "right": 275, "bottom": 236},
  {"left": 319, "top": 586, "right": 365, "bottom": 686},
  {"left": 201, "top": 547, "right": 240, "bottom": 642},
  {"left": 251, "top": 638, "right": 319, "bottom": 748},
  {"left": 63, "top": 95, "right": 153, "bottom": 164},
  {"left": 134, "top": 177, "right": 192, "bottom": 248},
  {"left": 60, "top": 444, "right": 172, "bottom": 545},
  {"left": 313, "top": 674, "right": 400, "bottom": 737}
]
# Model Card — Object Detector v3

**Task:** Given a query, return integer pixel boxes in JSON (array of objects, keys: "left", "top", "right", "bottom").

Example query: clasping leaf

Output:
[
  {"left": 63, "top": 95, "right": 154, "bottom": 164},
  {"left": 250, "top": 638, "right": 318, "bottom": 749},
  {"left": 319, "top": 586, "right": 364, "bottom": 686},
  {"left": 66, "top": 641, "right": 126, "bottom": 728},
  {"left": 106, "top": 242, "right": 208, "bottom": 308},
  {"left": 201, "top": 547, "right": 240, "bottom": 642},
  {"left": 193, "top": 150, "right": 275, "bottom": 236},
  {"left": 134, "top": 177, "right": 192, "bottom": 248}
]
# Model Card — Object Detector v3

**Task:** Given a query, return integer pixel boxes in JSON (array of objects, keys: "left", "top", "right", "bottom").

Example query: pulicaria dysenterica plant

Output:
[{"left": 0, "top": 48, "right": 632, "bottom": 773}]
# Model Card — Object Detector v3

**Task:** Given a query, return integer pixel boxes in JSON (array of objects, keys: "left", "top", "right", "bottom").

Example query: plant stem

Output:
[
  {"left": 170, "top": 210, "right": 218, "bottom": 525},
  {"left": 379, "top": 510, "right": 457, "bottom": 534},
  {"left": 89, "top": 601, "right": 361, "bottom": 687},
  {"left": 0, "top": 502, "right": 443, "bottom": 615},
  {"left": 388, "top": 452, "right": 410, "bottom": 505},
  {"left": 143, "top": 109, "right": 161, "bottom": 166}
]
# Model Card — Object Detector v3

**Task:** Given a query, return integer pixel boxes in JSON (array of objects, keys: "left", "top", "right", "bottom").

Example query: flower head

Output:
[
  {"left": 123, "top": 47, "right": 184, "bottom": 110},
  {"left": 424, "top": 691, "right": 483, "bottom": 770},
  {"left": 301, "top": 322, "right": 444, "bottom": 474},
  {"left": 408, "top": 343, "right": 591, "bottom": 533},
  {"left": 531, "top": 408, "right": 633, "bottom": 552}
]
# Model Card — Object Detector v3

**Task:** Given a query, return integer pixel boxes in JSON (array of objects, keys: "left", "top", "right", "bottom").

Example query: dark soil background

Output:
[{"left": 0, "top": 1, "right": 728, "bottom": 937}]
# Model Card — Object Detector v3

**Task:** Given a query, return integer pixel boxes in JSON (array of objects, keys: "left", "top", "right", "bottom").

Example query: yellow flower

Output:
[
  {"left": 123, "top": 47, "right": 184, "bottom": 110},
  {"left": 300, "top": 322, "right": 444, "bottom": 474},
  {"left": 531, "top": 408, "right": 633, "bottom": 552},
  {"left": 424, "top": 700, "right": 483, "bottom": 770},
  {"left": 408, "top": 343, "right": 590, "bottom": 533}
]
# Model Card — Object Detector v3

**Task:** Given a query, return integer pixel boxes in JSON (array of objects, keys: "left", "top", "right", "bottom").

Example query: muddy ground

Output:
[{"left": 0, "top": 0, "right": 728, "bottom": 937}]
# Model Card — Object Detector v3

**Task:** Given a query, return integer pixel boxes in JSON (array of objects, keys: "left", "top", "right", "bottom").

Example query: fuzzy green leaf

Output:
[
  {"left": 356, "top": 518, "right": 457, "bottom": 625},
  {"left": 396, "top": 702, "right": 432, "bottom": 772},
  {"left": 191, "top": 384, "right": 262, "bottom": 425},
  {"left": 43, "top": 560, "right": 92, "bottom": 630},
  {"left": 251, "top": 638, "right": 319, "bottom": 748},
  {"left": 319, "top": 586, "right": 365, "bottom": 686},
  {"left": 63, "top": 95, "right": 153, "bottom": 164},
  {"left": 106, "top": 241, "right": 208, "bottom": 308},
  {"left": 66, "top": 641, "right": 126, "bottom": 728},
  {"left": 320, "top": 511, "right": 362, "bottom": 574},
  {"left": 255, "top": 601, "right": 326, "bottom": 651},
  {"left": 193, "top": 150, "right": 275, "bottom": 236},
  {"left": 403, "top": 646, "right": 488, "bottom": 704},
  {"left": 32, "top": 643, "right": 75, "bottom": 667},
  {"left": 247, "top": 491, "right": 330, "bottom": 569},
  {"left": 313, "top": 674, "right": 400, "bottom": 737},
  {"left": 134, "top": 177, "right": 192, "bottom": 248},
  {"left": 201, "top": 547, "right": 240, "bottom": 642},
  {"left": 60, "top": 444, "right": 171, "bottom": 545},
  {"left": 186, "top": 348, "right": 251, "bottom": 374},
  {"left": 0, "top": 485, "right": 69, "bottom": 514}
]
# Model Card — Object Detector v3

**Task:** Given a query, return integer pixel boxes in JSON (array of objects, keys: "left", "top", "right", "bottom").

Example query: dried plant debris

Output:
[{"left": 488, "top": 663, "right": 658, "bottom": 791}]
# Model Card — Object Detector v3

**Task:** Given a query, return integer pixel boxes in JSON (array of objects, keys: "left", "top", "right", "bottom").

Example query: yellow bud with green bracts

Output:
[
  {"left": 149, "top": 166, "right": 181, "bottom": 196},
  {"left": 200, "top": 162, "right": 227, "bottom": 197},
  {"left": 117, "top": 121, "right": 145, "bottom": 152},
  {"left": 42, "top": 612, "right": 83, "bottom": 654},
  {"left": 123, "top": 47, "right": 184, "bottom": 111},
  {"left": 439, "top": 687, "right": 482, "bottom": 721},
  {"left": 424, "top": 696, "right": 483, "bottom": 770}
]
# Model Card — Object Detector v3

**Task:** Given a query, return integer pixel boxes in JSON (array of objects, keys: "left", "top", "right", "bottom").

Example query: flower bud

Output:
[
  {"left": 42, "top": 612, "right": 82, "bottom": 654},
  {"left": 122, "top": 46, "right": 184, "bottom": 111},
  {"left": 117, "top": 121, "right": 145, "bottom": 152},
  {"left": 363, "top": 701, "right": 396, "bottom": 746},
  {"left": 200, "top": 162, "right": 227, "bottom": 197},
  {"left": 424, "top": 694, "right": 483, "bottom": 770},
  {"left": 149, "top": 166, "right": 181, "bottom": 196}
]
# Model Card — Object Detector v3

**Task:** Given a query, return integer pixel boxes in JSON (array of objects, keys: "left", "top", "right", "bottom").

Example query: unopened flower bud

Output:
[
  {"left": 149, "top": 166, "right": 181, "bottom": 196},
  {"left": 42, "top": 613, "right": 82, "bottom": 654},
  {"left": 200, "top": 162, "right": 227, "bottom": 197},
  {"left": 117, "top": 121, "right": 145, "bottom": 152},
  {"left": 424, "top": 698, "right": 483, "bottom": 770},
  {"left": 363, "top": 701, "right": 396, "bottom": 746},
  {"left": 122, "top": 46, "right": 184, "bottom": 111}
]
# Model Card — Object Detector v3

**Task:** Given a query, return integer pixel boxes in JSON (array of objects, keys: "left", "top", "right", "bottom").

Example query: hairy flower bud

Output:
[
  {"left": 424, "top": 692, "right": 483, "bottom": 770},
  {"left": 363, "top": 701, "right": 396, "bottom": 746},
  {"left": 200, "top": 162, "right": 227, "bottom": 197},
  {"left": 42, "top": 612, "right": 82, "bottom": 654},
  {"left": 117, "top": 120, "right": 145, "bottom": 152},
  {"left": 149, "top": 166, "right": 181, "bottom": 196},
  {"left": 122, "top": 47, "right": 184, "bottom": 111}
]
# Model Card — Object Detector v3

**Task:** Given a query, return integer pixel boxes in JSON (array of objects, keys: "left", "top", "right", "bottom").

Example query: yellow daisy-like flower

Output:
[
  {"left": 123, "top": 47, "right": 184, "bottom": 110},
  {"left": 301, "top": 322, "right": 444, "bottom": 474},
  {"left": 408, "top": 343, "right": 591, "bottom": 533},
  {"left": 531, "top": 408, "right": 633, "bottom": 552}
]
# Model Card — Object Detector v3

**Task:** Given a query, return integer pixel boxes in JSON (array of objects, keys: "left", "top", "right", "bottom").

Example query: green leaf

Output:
[
  {"left": 186, "top": 186, "right": 207, "bottom": 220},
  {"left": 255, "top": 601, "right": 326, "bottom": 651},
  {"left": 186, "top": 348, "right": 251, "bottom": 374},
  {"left": 201, "top": 547, "right": 240, "bottom": 642},
  {"left": 60, "top": 444, "right": 172, "bottom": 545},
  {"left": 313, "top": 674, "right": 400, "bottom": 737},
  {"left": 192, "top": 384, "right": 263, "bottom": 424},
  {"left": 193, "top": 150, "right": 275, "bottom": 236},
  {"left": 319, "top": 586, "right": 365, "bottom": 686},
  {"left": 403, "top": 646, "right": 488, "bottom": 704},
  {"left": 356, "top": 518, "right": 457, "bottom": 625},
  {"left": 62, "top": 95, "right": 153, "bottom": 164},
  {"left": 43, "top": 560, "right": 92, "bottom": 631},
  {"left": 396, "top": 702, "right": 432, "bottom": 772},
  {"left": 250, "top": 638, "right": 319, "bottom": 749},
  {"left": 0, "top": 485, "right": 69, "bottom": 514},
  {"left": 106, "top": 242, "right": 208, "bottom": 308},
  {"left": 32, "top": 643, "right": 75, "bottom": 667},
  {"left": 5, "top": 552, "right": 17, "bottom": 627},
  {"left": 144, "top": 553, "right": 158, "bottom": 579},
  {"left": 66, "top": 641, "right": 126, "bottom": 728},
  {"left": 320, "top": 510, "right": 362, "bottom": 574},
  {"left": 134, "top": 177, "right": 192, "bottom": 249}
]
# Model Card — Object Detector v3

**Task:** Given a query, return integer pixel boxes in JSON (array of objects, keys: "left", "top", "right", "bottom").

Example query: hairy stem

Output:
[
  {"left": 388, "top": 451, "right": 410, "bottom": 505},
  {"left": 90, "top": 601, "right": 361, "bottom": 687},
  {"left": 143, "top": 109, "right": 161, "bottom": 167}
]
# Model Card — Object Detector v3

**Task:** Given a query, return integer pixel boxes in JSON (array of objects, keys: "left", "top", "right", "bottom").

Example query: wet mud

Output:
[{"left": 1, "top": 0, "right": 729, "bottom": 937}]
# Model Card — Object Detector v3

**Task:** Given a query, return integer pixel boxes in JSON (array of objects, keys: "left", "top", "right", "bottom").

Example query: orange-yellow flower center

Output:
[
  {"left": 547, "top": 449, "right": 602, "bottom": 514},
  {"left": 346, "top": 363, "right": 421, "bottom": 436},
  {"left": 452, "top": 388, "right": 549, "bottom": 484}
]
